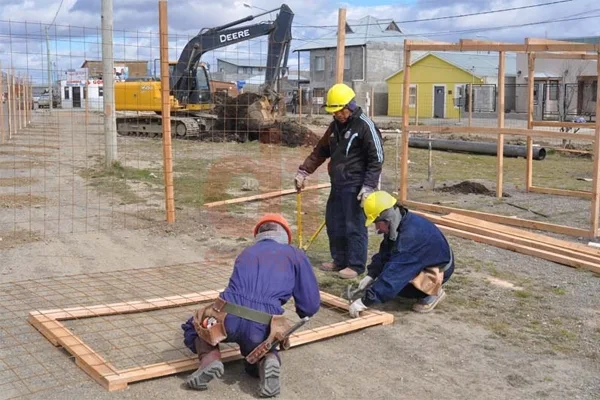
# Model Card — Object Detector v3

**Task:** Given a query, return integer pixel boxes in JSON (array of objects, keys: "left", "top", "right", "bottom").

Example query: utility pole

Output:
[
  {"left": 45, "top": 26, "right": 53, "bottom": 112},
  {"left": 101, "top": 0, "right": 117, "bottom": 166}
]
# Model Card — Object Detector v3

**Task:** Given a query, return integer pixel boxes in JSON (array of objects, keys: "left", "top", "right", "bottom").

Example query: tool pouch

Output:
[
  {"left": 245, "top": 315, "right": 291, "bottom": 365},
  {"left": 410, "top": 267, "right": 443, "bottom": 296},
  {"left": 192, "top": 297, "right": 228, "bottom": 347}
]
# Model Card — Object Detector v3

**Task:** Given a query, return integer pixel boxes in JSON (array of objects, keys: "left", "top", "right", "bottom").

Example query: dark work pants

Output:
[{"left": 325, "top": 185, "right": 368, "bottom": 274}]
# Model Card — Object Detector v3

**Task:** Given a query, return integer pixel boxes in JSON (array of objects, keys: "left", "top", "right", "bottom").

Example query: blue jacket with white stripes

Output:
[{"left": 299, "top": 107, "right": 384, "bottom": 189}]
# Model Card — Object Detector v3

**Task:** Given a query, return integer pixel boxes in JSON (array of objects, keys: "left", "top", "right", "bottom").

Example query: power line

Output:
[
  {"left": 294, "top": 0, "right": 576, "bottom": 28},
  {"left": 49, "top": 0, "right": 65, "bottom": 27}
]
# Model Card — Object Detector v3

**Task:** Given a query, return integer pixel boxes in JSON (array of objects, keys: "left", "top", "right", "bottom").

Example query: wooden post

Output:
[
  {"left": 526, "top": 53, "right": 535, "bottom": 191},
  {"left": 20, "top": 73, "right": 25, "bottom": 130},
  {"left": 496, "top": 51, "right": 505, "bottom": 198},
  {"left": 415, "top": 88, "right": 419, "bottom": 125},
  {"left": 0, "top": 64, "right": 4, "bottom": 144},
  {"left": 591, "top": 50, "right": 600, "bottom": 237},
  {"left": 370, "top": 87, "right": 375, "bottom": 117},
  {"left": 159, "top": 0, "right": 175, "bottom": 223},
  {"left": 298, "top": 87, "right": 302, "bottom": 124},
  {"left": 85, "top": 79, "right": 89, "bottom": 125},
  {"left": 335, "top": 8, "right": 346, "bottom": 84},
  {"left": 468, "top": 82, "right": 473, "bottom": 127},
  {"left": 8, "top": 70, "right": 13, "bottom": 138},
  {"left": 400, "top": 43, "right": 411, "bottom": 202}
]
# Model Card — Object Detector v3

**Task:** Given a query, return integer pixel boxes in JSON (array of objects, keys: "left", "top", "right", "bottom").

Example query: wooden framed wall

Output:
[
  {"left": 28, "top": 290, "right": 393, "bottom": 392},
  {"left": 400, "top": 37, "right": 600, "bottom": 238}
]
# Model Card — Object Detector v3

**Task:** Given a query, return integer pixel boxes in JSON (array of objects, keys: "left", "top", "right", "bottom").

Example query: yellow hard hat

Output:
[
  {"left": 324, "top": 83, "right": 356, "bottom": 113},
  {"left": 363, "top": 191, "right": 398, "bottom": 226}
]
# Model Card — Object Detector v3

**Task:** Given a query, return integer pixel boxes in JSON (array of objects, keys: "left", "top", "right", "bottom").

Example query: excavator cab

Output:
[{"left": 168, "top": 61, "right": 212, "bottom": 112}]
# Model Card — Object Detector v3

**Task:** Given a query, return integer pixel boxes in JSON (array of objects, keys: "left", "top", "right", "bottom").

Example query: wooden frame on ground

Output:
[
  {"left": 28, "top": 289, "right": 394, "bottom": 392},
  {"left": 400, "top": 37, "right": 600, "bottom": 238}
]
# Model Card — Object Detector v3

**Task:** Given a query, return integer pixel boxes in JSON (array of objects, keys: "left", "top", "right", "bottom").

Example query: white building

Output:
[{"left": 59, "top": 79, "right": 104, "bottom": 111}]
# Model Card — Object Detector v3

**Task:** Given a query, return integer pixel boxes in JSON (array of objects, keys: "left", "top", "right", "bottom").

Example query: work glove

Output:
[
  {"left": 357, "top": 185, "right": 375, "bottom": 207},
  {"left": 294, "top": 169, "right": 309, "bottom": 191},
  {"left": 349, "top": 298, "right": 368, "bottom": 318},
  {"left": 357, "top": 275, "right": 374, "bottom": 291}
]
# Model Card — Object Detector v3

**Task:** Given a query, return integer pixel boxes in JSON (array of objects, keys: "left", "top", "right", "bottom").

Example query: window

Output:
[
  {"left": 315, "top": 56, "right": 325, "bottom": 71},
  {"left": 99, "top": 86, "right": 103, "bottom": 97},
  {"left": 548, "top": 80, "right": 559, "bottom": 101},
  {"left": 454, "top": 84, "right": 465, "bottom": 108},
  {"left": 409, "top": 84, "right": 417, "bottom": 107},
  {"left": 64, "top": 87, "right": 69, "bottom": 100},
  {"left": 344, "top": 54, "right": 350, "bottom": 70}
]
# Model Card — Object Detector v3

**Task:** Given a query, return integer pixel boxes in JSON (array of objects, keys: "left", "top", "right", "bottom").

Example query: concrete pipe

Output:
[{"left": 408, "top": 138, "right": 546, "bottom": 161}]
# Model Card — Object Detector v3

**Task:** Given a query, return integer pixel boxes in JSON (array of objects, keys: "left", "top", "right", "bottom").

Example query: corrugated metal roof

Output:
[
  {"left": 245, "top": 72, "right": 310, "bottom": 85},
  {"left": 217, "top": 58, "right": 267, "bottom": 67},
  {"left": 294, "top": 15, "right": 431, "bottom": 51},
  {"left": 432, "top": 51, "right": 517, "bottom": 77},
  {"left": 385, "top": 51, "right": 517, "bottom": 81}
]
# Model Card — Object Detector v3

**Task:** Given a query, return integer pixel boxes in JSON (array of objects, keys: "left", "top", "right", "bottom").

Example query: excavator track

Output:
[{"left": 116, "top": 113, "right": 212, "bottom": 139}]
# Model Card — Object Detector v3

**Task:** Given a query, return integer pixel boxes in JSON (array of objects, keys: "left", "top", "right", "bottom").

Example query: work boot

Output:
[
  {"left": 412, "top": 287, "right": 447, "bottom": 313},
  {"left": 185, "top": 337, "right": 224, "bottom": 390},
  {"left": 338, "top": 267, "right": 358, "bottom": 279},
  {"left": 319, "top": 262, "right": 343, "bottom": 272},
  {"left": 258, "top": 353, "right": 281, "bottom": 398}
]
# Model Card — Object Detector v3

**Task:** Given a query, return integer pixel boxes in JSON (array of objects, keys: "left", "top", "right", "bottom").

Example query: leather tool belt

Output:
[
  {"left": 410, "top": 250, "right": 453, "bottom": 296},
  {"left": 192, "top": 297, "right": 291, "bottom": 362}
]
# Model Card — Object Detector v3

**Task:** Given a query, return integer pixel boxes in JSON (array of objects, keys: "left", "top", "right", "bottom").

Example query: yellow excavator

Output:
[{"left": 114, "top": 4, "right": 294, "bottom": 138}]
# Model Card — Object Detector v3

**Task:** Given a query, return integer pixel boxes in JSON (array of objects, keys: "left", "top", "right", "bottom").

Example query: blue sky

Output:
[{"left": 0, "top": 0, "right": 598, "bottom": 84}]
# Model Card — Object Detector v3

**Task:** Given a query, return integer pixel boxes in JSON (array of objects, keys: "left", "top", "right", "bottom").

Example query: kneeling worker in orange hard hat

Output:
[
  {"left": 181, "top": 213, "right": 320, "bottom": 397},
  {"left": 348, "top": 191, "right": 455, "bottom": 318},
  {"left": 294, "top": 83, "right": 384, "bottom": 280}
]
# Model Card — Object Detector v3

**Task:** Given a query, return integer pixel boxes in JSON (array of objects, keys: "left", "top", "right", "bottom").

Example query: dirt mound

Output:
[
  {"left": 209, "top": 92, "right": 319, "bottom": 147},
  {"left": 435, "top": 180, "right": 510, "bottom": 197}
]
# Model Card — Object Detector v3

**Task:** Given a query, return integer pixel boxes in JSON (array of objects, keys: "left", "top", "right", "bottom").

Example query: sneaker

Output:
[
  {"left": 338, "top": 267, "right": 358, "bottom": 279},
  {"left": 185, "top": 360, "right": 224, "bottom": 390},
  {"left": 320, "top": 262, "right": 343, "bottom": 272},
  {"left": 412, "top": 288, "right": 447, "bottom": 313}
]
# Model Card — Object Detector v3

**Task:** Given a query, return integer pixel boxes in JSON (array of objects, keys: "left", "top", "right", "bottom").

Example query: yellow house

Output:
[{"left": 386, "top": 52, "right": 485, "bottom": 119}]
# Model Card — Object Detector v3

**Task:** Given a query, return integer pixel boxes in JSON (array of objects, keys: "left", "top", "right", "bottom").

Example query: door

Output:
[
  {"left": 433, "top": 86, "right": 444, "bottom": 118},
  {"left": 72, "top": 87, "right": 81, "bottom": 108}
]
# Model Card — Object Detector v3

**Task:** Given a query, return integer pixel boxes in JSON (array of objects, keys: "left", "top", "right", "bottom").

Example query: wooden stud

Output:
[
  {"left": 408, "top": 124, "right": 594, "bottom": 141},
  {"left": 0, "top": 63, "right": 4, "bottom": 144},
  {"left": 400, "top": 41, "right": 411, "bottom": 202},
  {"left": 20, "top": 73, "right": 25, "bottom": 129},
  {"left": 203, "top": 183, "right": 331, "bottom": 208},
  {"left": 28, "top": 289, "right": 394, "bottom": 392},
  {"left": 497, "top": 51, "right": 505, "bottom": 198},
  {"left": 591, "top": 50, "right": 600, "bottom": 237},
  {"left": 468, "top": 82, "right": 473, "bottom": 127},
  {"left": 7, "top": 70, "right": 13, "bottom": 139},
  {"left": 528, "top": 186, "right": 592, "bottom": 199},
  {"left": 335, "top": 8, "right": 346, "bottom": 84},
  {"left": 404, "top": 200, "right": 592, "bottom": 238},
  {"left": 404, "top": 39, "right": 599, "bottom": 53},
  {"left": 526, "top": 52, "right": 535, "bottom": 191},
  {"left": 159, "top": 0, "right": 175, "bottom": 223},
  {"left": 532, "top": 120, "right": 596, "bottom": 129}
]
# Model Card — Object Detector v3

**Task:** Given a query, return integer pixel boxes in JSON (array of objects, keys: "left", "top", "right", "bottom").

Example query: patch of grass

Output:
[
  {"left": 488, "top": 321, "right": 511, "bottom": 337},
  {"left": 552, "top": 287, "right": 567, "bottom": 295},
  {"left": 514, "top": 290, "right": 532, "bottom": 299}
]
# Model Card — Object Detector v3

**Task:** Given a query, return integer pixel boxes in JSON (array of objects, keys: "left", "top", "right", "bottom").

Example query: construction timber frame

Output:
[
  {"left": 400, "top": 37, "right": 600, "bottom": 238},
  {"left": 28, "top": 289, "right": 393, "bottom": 392}
]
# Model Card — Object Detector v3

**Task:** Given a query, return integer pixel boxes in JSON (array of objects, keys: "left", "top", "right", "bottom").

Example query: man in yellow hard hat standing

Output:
[
  {"left": 348, "top": 191, "right": 455, "bottom": 317},
  {"left": 294, "top": 83, "right": 384, "bottom": 279}
]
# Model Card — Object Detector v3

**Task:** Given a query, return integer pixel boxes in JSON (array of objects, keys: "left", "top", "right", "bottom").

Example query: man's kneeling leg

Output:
[
  {"left": 185, "top": 337, "right": 224, "bottom": 390},
  {"left": 258, "top": 352, "right": 281, "bottom": 398}
]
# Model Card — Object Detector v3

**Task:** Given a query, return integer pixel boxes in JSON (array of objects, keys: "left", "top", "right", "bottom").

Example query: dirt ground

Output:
[{"left": 0, "top": 110, "right": 598, "bottom": 400}]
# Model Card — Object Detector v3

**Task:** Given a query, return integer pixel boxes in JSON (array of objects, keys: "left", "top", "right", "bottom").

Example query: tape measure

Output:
[{"left": 202, "top": 317, "right": 218, "bottom": 328}]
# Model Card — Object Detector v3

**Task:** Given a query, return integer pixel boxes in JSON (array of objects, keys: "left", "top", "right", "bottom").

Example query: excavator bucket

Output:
[{"left": 246, "top": 95, "right": 277, "bottom": 131}]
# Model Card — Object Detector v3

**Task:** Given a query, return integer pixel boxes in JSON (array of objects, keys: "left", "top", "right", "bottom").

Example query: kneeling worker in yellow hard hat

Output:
[
  {"left": 348, "top": 191, "right": 455, "bottom": 317},
  {"left": 294, "top": 83, "right": 384, "bottom": 280}
]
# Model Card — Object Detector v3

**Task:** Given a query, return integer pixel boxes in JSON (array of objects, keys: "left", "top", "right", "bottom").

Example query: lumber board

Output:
[
  {"left": 203, "top": 183, "right": 331, "bottom": 208},
  {"left": 29, "top": 289, "right": 394, "bottom": 391},
  {"left": 442, "top": 213, "right": 600, "bottom": 258},
  {"left": 436, "top": 225, "right": 600, "bottom": 274},
  {"left": 404, "top": 200, "right": 591, "bottom": 238},
  {"left": 531, "top": 120, "right": 596, "bottom": 129},
  {"left": 417, "top": 212, "right": 600, "bottom": 271},
  {"left": 528, "top": 186, "right": 592, "bottom": 199}
]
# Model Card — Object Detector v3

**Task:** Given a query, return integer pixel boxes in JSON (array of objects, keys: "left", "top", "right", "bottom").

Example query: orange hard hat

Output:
[{"left": 253, "top": 213, "right": 292, "bottom": 244}]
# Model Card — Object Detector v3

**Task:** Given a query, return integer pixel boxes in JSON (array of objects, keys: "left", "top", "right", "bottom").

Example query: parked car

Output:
[{"left": 37, "top": 93, "right": 59, "bottom": 109}]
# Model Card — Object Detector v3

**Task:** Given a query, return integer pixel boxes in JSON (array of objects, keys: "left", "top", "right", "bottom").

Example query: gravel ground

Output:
[{"left": 0, "top": 110, "right": 597, "bottom": 400}]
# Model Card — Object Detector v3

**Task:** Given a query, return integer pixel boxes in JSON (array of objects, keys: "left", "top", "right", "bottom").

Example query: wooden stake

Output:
[
  {"left": 159, "top": 0, "right": 175, "bottom": 223},
  {"left": 591, "top": 50, "right": 600, "bottom": 237},
  {"left": 7, "top": 71, "right": 13, "bottom": 139},
  {"left": 400, "top": 42, "right": 411, "bottom": 202},
  {"left": 85, "top": 79, "right": 89, "bottom": 125},
  {"left": 20, "top": 73, "right": 25, "bottom": 129},
  {"left": 468, "top": 82, "right": 473, "bottom": 127},
  {"left": 496, "top": 51, "right": 505, "bottom": 198},
  {"left": 0, "top": 63, "right": 4, "bottom": 144},
  {"left": 526, "top": 52, "right": 535, "bottom": 191},
  {"left": 298, "top": 87, "right": 302, "bottom": 124},
  {"left": 335, "top": 8, "right": 347, "bottom": 84}
]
